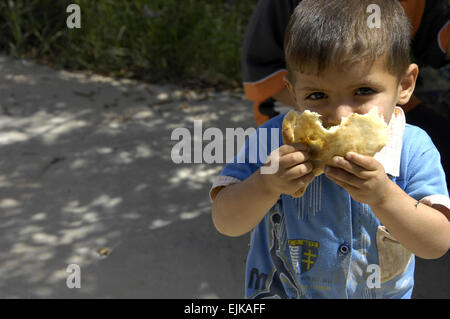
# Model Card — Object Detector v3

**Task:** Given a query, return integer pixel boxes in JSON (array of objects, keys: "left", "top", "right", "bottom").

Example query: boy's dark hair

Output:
[{"left": 284, "top": 0, "right": 411, "bottom": 81}]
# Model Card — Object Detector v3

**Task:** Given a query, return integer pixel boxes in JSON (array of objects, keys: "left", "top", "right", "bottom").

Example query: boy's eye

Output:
[
  {"left": 355, "top": 87, "right": 376, "bottom": 96},
  {"left": 306, "top": 92, "right": 327, "bottom": 100}
]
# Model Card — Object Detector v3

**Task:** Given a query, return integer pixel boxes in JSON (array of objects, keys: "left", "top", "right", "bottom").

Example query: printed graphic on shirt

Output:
[
  {"left": 288, "top": 239, "right": 320, "bottom": 275},
  {"left": 297, "top": 176, "right": 323, "bottom": 220},
  {"left": 249, "top": 208, "right": 301, "bottom": 299},
  {"left": 248, "top": 268, "right": 268, "bottom": 291}
]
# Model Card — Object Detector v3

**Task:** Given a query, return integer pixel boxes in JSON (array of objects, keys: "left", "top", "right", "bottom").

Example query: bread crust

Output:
[{"left": 282, "top": 108, "right": 388, "bottom": 197}]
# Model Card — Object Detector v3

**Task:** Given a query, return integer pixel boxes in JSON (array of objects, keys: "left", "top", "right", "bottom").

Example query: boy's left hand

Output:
[{"left": 324, "top": 152, "right": 392, "bottom": 207}]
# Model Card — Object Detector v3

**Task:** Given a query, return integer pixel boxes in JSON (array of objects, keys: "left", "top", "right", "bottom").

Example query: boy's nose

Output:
[{"left": 323, "top": 104, "right": 354, "bottom": 127}]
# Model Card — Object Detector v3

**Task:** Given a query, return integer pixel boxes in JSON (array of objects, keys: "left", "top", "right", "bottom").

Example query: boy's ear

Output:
[
  {"left": 283, "top": 76, "right": 298, "bottom": 106},
  {"left": 397, "top": 63, "right": 419, "bottom": 106}
]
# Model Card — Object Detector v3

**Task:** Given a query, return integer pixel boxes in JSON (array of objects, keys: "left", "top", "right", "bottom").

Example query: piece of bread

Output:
[{"left": 282, "top": 107, "right": 388, "bottom": 197}]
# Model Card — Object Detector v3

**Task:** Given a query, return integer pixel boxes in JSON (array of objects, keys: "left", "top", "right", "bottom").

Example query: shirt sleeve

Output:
[
  {"left": 411, "top": 0, "right": 450, "bottom": 68},
  {"left": 242, "top": 0, "right": 300, "bottom": 102},
  {"left": 209, "top": 114, "right": 285, "bottom": 201},
  {"left": 403, "top": 126, "right": 450, "bottom": 209}
]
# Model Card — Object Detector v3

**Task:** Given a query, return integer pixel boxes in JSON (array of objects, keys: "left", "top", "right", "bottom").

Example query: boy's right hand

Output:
[{"left": 260, "top": 143, "right": 315, "bottom": 197}]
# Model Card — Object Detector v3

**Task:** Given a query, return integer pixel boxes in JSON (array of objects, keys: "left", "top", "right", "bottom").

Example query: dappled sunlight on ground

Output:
[{"left": 0, "top": 55, "right": 253, "bottom": 298}]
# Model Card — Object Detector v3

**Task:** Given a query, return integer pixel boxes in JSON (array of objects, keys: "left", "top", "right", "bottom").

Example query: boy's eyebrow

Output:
[
  {"left": 297, "top": 86, "right": 324, "bottom": 91},
  {"left": 349, "top": 79, "right": 384, "bottom": 88},
  {"left": 298, "top": 80, "right": 384, "bottom": 91}
]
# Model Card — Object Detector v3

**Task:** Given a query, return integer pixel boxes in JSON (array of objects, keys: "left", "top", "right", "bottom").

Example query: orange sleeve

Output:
[
  {"left": 399, "top": 0, "right": 426, "bottom": 38},
  {"left": 438, "top": 22, "right": 450, "bottom": 54},
  {"left": 243, "top": 70, "right": 288, "bottom": 102}
]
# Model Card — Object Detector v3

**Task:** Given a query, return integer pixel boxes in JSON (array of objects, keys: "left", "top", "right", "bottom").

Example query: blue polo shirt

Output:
[{"left": 210, "top": 108, "right": 449, "bottom": 299}]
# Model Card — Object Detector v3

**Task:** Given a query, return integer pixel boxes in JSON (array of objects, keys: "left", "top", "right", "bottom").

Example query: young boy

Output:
[{"left": 211, "top": 0, "right": 450, "bottom": 299}]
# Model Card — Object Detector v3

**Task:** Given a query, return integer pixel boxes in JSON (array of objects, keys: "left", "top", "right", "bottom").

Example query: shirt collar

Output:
[{"left": 374, "top": 107, "right": 406, "bottom": 177}]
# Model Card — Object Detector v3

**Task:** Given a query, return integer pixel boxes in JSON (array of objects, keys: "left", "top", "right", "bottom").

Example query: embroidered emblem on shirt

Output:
[{"left": 288, "top": 239, "right": 320, "bottom": 274}]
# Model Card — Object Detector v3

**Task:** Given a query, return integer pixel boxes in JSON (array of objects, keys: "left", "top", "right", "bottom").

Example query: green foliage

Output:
[{"left": 0, "top": 0, "right": 258, "bottom": 87}]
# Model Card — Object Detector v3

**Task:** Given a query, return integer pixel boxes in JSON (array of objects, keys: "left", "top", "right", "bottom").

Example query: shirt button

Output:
[{"left": 338, "top": 244, "right": 350, "bottom": 255}]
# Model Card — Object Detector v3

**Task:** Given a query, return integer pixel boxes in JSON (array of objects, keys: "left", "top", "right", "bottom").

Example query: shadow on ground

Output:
[{"left": 0, "top": 55, "right": 252, "bottom": 298}]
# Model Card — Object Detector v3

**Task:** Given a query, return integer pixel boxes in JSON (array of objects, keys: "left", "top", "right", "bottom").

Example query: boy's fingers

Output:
[
  {"left": 279, "top": 143, "right": 309, "bottom": 156},
  {"left": 326, "top": 173, "right": 359, "bottom": 193},
  {"left": 289, "top": 171, "right": 315, "bottom": 189},
  {"left": 345, "top": 152, "right": 379, "bottom": 171},
  {"left": 280, "top": 151, "right": 309, "bottom": 168},
  {"left": 292, "top": 143, "right": 309, "bottom": 152},
  {"left": 325, "top": 166, "right": 363, "bottom": 188},
  {"left": 330, "top": 156, "right": 368, "bottom": 179},
  {"left": 285, "top": 162, "right": 313, "bottom": 180}
]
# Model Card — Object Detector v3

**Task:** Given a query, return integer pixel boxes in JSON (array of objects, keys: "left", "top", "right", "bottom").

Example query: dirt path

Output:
[{"left": 0, "top": 55, "right": 252, "bottom": 298}]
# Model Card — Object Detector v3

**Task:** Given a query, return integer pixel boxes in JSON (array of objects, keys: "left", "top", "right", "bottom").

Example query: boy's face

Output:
[{"left": 285, "top": 57, "right": 418, "bottom": 127}]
